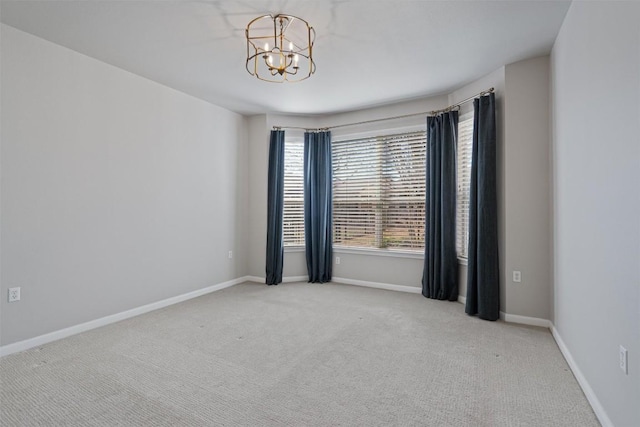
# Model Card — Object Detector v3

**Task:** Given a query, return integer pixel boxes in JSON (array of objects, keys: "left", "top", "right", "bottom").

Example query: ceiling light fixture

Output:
[{"left": 245, "top": 14, "right": 315, "bottom": 83}]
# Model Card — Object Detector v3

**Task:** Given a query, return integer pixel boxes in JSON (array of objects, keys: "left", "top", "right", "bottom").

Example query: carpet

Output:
[{"left": 0, "top": 282, "right": 599, "bottom": 426}]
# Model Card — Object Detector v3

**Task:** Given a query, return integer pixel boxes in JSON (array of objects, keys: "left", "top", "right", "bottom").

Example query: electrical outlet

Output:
[
  {"left": 8, "top": 287, "right": 21, "bottom": 302},
  {"left": 228, "top": 251, "right": 233, "bottom": 259},
  {"left": 512, "top": 271, "right": 522, "bottom": 283},
  {"left": 620, "top": 345, "right": 628, "bottom": 374},
  {"left": 335, "top": 256, "right": 341, "bottom": 265}
]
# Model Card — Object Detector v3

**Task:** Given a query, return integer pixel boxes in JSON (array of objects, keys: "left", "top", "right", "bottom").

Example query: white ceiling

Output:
[{"left": 0, "top": 0, "right": 571, "bottom": 115}]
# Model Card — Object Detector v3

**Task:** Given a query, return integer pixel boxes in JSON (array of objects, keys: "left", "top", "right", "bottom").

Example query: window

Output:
[
  {"left": 332, "top": 131, "right": 426, "bottom": 251},
  {"left": 283, "top": 138, "right": 304, "bottom": 246},
  {"left": 456, "top": 114, "right": 474, "bottom": 259},
  {"left": 282, "top": 121, "right": 473, "bottom": 257}
]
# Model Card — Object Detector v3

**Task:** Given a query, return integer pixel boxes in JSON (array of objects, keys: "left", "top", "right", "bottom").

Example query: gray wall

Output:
[
  {"left": 551, "top": 2, "right": 640, "bottom": 426},
  {"left": 1, "top": 25, "right": 249, "bottom": 346},
  {"left": 247, "top": 115, "right": 269, "bottom": 280},
  {"left": 504, "top": 57, "right": 552, "bottom": 319}
]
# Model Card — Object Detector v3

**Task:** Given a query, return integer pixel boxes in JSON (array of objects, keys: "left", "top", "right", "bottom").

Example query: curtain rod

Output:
[{"left": 272, "top": 87, "right": 494, "bottom": 132}]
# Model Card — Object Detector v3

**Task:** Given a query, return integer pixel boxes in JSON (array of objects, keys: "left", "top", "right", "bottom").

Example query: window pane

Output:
[
  {"left": 382, "top": 133, "right": 426, "bottom": 249},
  {"left": 333, "top": 131, "right": 426, "bottom": 251},
  {"left": 333, "top": 137, "right": 380, "bottom": 248},
  {"left": 456, "top": 116, "right": 474, "bottom": 259},
  {"left": 283, "top": 139, "right": 304, "bottom": 246}
]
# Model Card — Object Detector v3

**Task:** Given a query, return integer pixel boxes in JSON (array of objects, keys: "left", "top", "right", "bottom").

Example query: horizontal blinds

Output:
[
  {"left": 333, "top": 131, "right": 426, "bottom": 251},
  {"left": 283, "top": 139, "right": 304, "bottom": 246},
  {"left": 456, "top": 116, "right": 473, "bottom": 259},
  {"left": 284, "top": 125, "right": 470, "bottom": 254}
]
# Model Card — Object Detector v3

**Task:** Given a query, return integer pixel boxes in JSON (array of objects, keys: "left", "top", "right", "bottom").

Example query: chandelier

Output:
[{"left": 245, "top": 14, "right": 316, "bottom": 83}]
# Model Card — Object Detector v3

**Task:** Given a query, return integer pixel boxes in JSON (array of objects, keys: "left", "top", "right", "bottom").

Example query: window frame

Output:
[
  {"left": 282, "top": 135, "right": 305, "bottom": 249},
  {"left": 280, "top": 119, "right": 473, "bottom": 262},
  {"left": 331, "top": 125, "right": 427, "bottom": 256},
  {"left": 456, "top": 111, "right": 474, "bottom": 264}
]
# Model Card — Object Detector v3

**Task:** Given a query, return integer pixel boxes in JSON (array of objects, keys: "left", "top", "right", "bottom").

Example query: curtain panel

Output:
[
  {"left": 265, "top": 130, "right": 285, "bottom": 285},
  {"left": 304, "top": 131, "right": 333, "bottom": 283},
  {"left": 422, "top": 112, "right": 459, "bottom": 301},
  {"left": 465, "top": 93, "right": 500, "bottom": 320}
]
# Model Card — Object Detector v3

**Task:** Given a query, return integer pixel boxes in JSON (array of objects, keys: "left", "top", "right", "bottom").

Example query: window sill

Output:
[
  {"left": 334, "top": 246, "right": 424, "bottom": 259},
  {"left": 287, "top": 245, "right": 468, "bottom": 263}
]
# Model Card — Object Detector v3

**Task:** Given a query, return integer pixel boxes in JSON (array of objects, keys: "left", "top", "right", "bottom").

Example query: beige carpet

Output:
[{"left": 1, "top": 282, "right": 599, "bottom": 426}]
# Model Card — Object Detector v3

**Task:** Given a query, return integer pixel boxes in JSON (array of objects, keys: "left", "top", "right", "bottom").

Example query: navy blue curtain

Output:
[
  {"left": 304, "top": 131, "right": 333, "bottom": 283},
  {"left": 265, "top": 130, "right": 285, "bottom": 285},
  {"left": 422, "top": 112, "right": 459, "bottom": 300},
  {"left": 465, "top": 93, "right": 500, "bottom": 320}
]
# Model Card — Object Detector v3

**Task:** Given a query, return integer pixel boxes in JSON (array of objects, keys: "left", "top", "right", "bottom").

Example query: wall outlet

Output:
[
  {"left": 335, "top": 256, "right": 341, "bottom": 265},
  {"left": 228, "top": 250, "right": 233, "bottom": 259},
  {"left": 620, "top": 345, "right": 628, "bottom": 374},
  {"left": 512, "top": 271, "right": 522, "bottom": 283},
  {"left": 8, "top": 287, "right": 21, "bottom": 302}
]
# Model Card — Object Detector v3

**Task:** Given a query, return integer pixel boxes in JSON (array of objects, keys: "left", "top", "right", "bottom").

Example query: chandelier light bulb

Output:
[{"left": 264, "top": 42, "right": 269, "bottom": 51}]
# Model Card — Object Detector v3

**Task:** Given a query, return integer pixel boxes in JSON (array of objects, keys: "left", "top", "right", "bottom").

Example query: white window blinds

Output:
[
  {"left": 456, "top": 115, "right": 474, "bottom": 259},
  {"left": 333, "top": 131, "right": 426, "bottom": 251},
  {"left": 283, "top": 139, "right": 304, "bottom": 246},
  {"left": 283, "top": 123, "right": 472, "bottom": 255}
]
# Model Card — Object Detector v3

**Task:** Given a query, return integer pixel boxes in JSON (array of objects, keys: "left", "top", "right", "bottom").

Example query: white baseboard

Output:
[
  {"left": 456, "top": 298, "right": 551, "bottom": 329},
  {"left": 500, "top": 312, "right": 552, "bottom": 328},
  {"left": 551, "top": 326, "right": 613, "bottom": 427},
  {"left": 248, "top": 275, "right": 422, "bottom": 293},
  {"left": 245, "top": 275, "right": 308, "bottom": 284},
  {"left": 332, "top": 277, "right": 422, "bottom": 294},
  {"left": 0, "top": 276, "right": 248, "bottom": 358},
  {"left": 247, "top": 275, "right": 422, "bottom": 294},
  {"left": 283, "top": 276, "right": 309, "bottom": 283}
]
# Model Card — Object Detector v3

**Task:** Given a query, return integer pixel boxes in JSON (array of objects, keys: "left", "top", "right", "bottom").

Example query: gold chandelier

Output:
[{"left": 245, "top": 14, "right": 316, "bottom": 83}]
